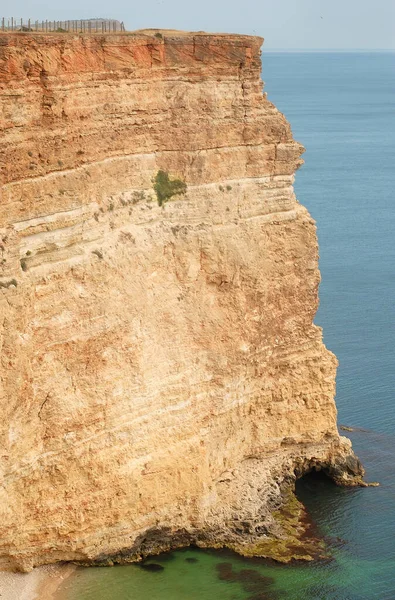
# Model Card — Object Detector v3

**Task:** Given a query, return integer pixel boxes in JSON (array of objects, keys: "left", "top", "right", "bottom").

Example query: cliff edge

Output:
[{"left": 0, "top": 30, "right": 363, "bottom": 572}]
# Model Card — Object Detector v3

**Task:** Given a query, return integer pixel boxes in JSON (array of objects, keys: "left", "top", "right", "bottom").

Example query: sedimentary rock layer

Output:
[{"left": 0, "top": 30, "right": 363, "bottom": 571}]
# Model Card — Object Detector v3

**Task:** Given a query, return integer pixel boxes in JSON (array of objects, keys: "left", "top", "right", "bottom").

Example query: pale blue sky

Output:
[{"left": 4, "top": 0, "right": 395, "bottom": 49}]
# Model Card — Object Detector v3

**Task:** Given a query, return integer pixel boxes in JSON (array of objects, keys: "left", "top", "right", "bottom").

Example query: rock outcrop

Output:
[{"left": 0, "top": 30, "right": 363, "bottom": 572}]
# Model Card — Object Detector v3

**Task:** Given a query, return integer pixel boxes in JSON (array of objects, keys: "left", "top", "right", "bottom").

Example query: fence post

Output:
[{"left": 1, "top": 18, "right": 4, "bottom": 32}]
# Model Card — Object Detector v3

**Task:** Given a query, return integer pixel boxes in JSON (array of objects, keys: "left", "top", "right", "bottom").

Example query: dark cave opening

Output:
[
  {"left": 295, "top": 466, "right": 338, "bottom": 504},
  {"left": 294, "top": 466, "right": 348, "bottom": 532},
  {"left": 297, "top": 466, "right": 335, "bottom": 484}
]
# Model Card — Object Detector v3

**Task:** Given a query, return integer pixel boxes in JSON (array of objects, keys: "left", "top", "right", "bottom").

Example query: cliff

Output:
[{"left": 0, "top": 30, "right": 363, "bottom": 572}]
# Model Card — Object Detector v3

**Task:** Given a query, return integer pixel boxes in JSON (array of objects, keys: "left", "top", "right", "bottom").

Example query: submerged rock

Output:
[{"left": 140, "top": 563, "right": 165, "bottom": 572}]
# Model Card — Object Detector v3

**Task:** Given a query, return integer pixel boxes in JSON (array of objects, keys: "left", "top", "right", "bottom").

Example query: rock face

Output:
[{"left": 0, "top": 31, "right": 363, "bottom": 572}]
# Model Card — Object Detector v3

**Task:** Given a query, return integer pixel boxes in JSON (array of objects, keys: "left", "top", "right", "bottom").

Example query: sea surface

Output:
[{"left": 57, "top": 52, "right": 395, "bottom": 600}]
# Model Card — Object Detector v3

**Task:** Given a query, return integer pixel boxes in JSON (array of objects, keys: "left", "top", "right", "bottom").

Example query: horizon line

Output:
[{"left": 262, "top": 47, "right": 395, "bottom": 52}]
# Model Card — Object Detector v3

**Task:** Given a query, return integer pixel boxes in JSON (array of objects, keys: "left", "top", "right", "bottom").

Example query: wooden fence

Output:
[{"left": 1, "top": 18, "right": 126, "bottom": 33}]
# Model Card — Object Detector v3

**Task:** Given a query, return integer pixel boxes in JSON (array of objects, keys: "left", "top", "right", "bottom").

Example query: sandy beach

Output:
[{"left": 0, "top": 564, "right": 75, "bottom": 600}]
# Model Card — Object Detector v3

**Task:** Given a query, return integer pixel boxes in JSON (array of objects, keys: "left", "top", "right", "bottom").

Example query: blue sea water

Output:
[{"left": 57, "top": 52, "right": 395, "bottom": 600}]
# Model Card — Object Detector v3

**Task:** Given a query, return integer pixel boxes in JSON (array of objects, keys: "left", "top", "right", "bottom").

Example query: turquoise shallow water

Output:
[{"left": 57, "top": 52, "right": 395, "bottom": 600}]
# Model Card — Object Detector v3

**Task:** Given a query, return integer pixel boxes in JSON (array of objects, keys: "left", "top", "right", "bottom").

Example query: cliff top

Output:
[
  {"left": 0, "top": 28, "right": 263, "bottom": 42},
  {"left": 0, "top": 30, "right": 264, "bottom": 83}
]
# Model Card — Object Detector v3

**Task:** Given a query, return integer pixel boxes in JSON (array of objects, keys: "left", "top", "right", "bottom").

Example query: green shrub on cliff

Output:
[{"left": 153, "top": 170, "right": 187, "bottom": 207}]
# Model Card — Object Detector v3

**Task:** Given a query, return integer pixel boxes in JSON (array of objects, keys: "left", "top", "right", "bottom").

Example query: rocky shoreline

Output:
[{"left": 53, "top": 440, "right": 366, "bottom": 569}]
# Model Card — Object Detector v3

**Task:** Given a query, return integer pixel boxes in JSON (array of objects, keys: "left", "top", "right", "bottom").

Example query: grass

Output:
[
  {"left": 153, "top": 170, "right": 187, "bottom": 207},
  {"left": 132, "top": 190, "right": 146, "bottom": 204}
]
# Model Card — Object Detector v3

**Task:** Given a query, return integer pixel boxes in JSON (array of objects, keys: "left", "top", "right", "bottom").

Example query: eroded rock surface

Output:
[{"left": 0, "top": 30, "right": 363, "bottom": 572}]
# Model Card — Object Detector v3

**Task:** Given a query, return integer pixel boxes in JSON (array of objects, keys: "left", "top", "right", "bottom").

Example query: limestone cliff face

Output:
[{"left": 0, "top": 31, "right": 363, "bottom": 571}]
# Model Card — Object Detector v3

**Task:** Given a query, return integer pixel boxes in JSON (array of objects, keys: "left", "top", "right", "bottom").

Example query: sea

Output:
[{"left": 57, "top": 51, "right": 395, "bottom": 600}]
